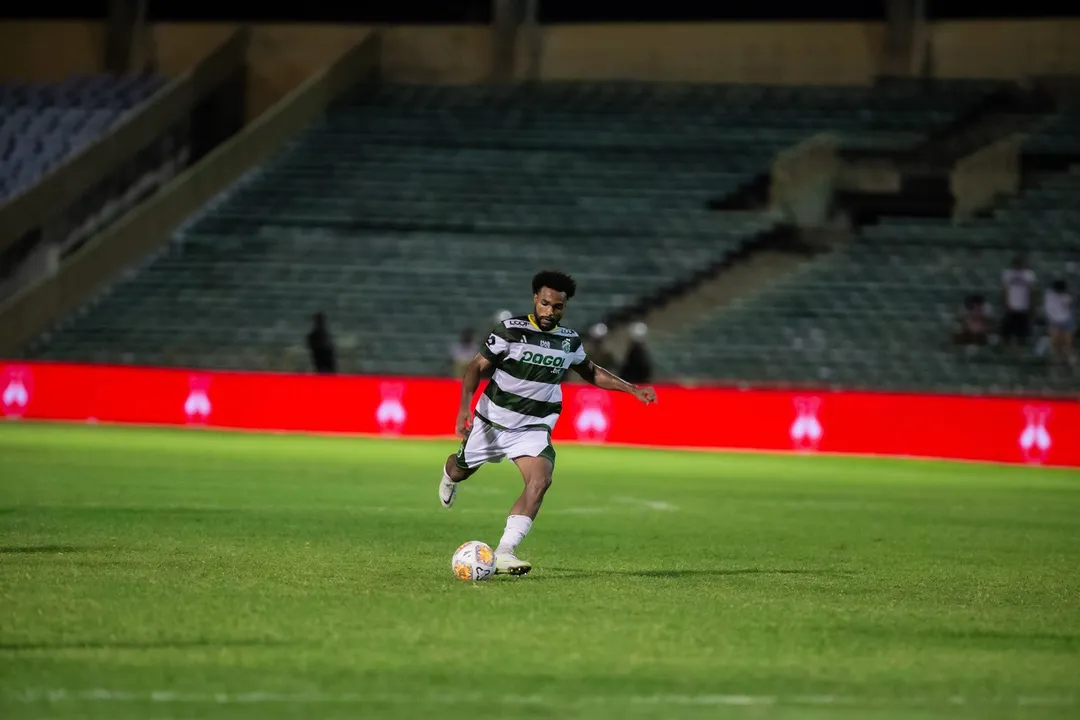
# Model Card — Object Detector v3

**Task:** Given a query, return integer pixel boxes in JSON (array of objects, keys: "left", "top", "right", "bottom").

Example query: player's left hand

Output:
[{"left": 632, "top": 386, "right": 658, "bottom": 405}]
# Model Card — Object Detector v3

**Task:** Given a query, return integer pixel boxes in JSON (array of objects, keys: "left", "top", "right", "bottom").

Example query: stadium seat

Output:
[
  {"left": 657, "top": 164, "right": 1080, "bottom": 396},
  {"left": 26, "top": 81, "right": 1000, "bottom": 377},
  {"left": 0, "top": 74, "right": 165, "bottom": 201}
]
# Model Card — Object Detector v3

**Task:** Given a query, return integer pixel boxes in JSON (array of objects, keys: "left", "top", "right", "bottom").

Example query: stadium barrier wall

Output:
[
  {"left": 950, "top": 134, "right": 1022, "bottom": 221},
  {"left": 2, "top": 361, "right": 1077, "bottom": 468},
  {"left": 769, "top": 133, "right": 840, "bottom": 228}
]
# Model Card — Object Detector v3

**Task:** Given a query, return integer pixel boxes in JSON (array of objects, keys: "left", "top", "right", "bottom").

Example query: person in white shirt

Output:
[
  {"left": 1000, "top": 253, "right": 1037, "bottom": 350},
  {"left": 1044, "top": 279, "right": 1076, "bottom": 365}
]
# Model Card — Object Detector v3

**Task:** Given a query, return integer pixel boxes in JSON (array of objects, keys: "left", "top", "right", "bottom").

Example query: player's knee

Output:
[{"left": 528, "top": 471, "right": 552, "bottom": 493}]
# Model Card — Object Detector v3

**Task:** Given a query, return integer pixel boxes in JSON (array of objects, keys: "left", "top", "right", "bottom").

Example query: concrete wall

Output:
[
  {"left": 154, "top": 24, "right": 491, "bottom": 112},
  {"left": 950, "top": 134, "right": 1023, "bottom": 220},
  {"left": 929, "top": 20, "right": 1080, "bottom": 80},
  {"left": 532, "top": 22, "right": 885, "bottom": 85},
  {"left": 150, "top": 23, "right": 379, "bottom": 120},
  {"left": 0, "top": 21, "right": 107, "bottom": 80},
  {"left": 5, "top": 19, "right": 1080, "bottom": 94},
  {"left": 770, "top": 133, "right": 842, "bottom": 229},
  {"left": 0, "top": 21, "right": 491, "bottom": 120}
]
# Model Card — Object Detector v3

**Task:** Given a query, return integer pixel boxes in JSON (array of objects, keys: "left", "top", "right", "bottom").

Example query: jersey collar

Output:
[{"left": 528, "top": 314, "right": 558, "bottom": 332}]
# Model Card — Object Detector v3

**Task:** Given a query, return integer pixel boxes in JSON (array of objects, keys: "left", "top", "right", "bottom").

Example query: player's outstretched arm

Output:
[
  {"left": 456, "top": 353, "right": 495, "bottom": 436},
  {"left": 571, "top": 360, "right": 657, "bottom": 405}
]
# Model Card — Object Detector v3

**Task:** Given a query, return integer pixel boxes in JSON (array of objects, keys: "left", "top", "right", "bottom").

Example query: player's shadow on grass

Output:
[
  {"left": 847, "top": 625, "right": 1080, "bottom": 647},
  {"left": 538, "top": 568, "right": 849, "bottom": 580},
  {"left": 627, "top": 568, "right": 836, "bottom": 578},
  {"left": 0, "top": 545, "right": 87, "bottom": 554},
  {"left": 0, "top": 638, "right": 293, "bottom": 652}
]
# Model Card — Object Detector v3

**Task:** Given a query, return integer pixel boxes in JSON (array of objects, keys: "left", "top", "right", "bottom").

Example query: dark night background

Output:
[{"left": 0, "top": 1, "right": 1075, "bottom": 23}]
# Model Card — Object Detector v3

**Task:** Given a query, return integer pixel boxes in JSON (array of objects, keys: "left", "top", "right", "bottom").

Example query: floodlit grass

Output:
[{"left": 1, "top": 422, "right": 1078, "bottom": 719}]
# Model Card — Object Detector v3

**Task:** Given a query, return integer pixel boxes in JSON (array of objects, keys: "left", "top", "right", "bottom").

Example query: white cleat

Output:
[
  {"left": 439, "top": 474, "right": 457, "bottom": 509},
  {"left": 495, "top": 551, "right": 532, "bottom": 576}
]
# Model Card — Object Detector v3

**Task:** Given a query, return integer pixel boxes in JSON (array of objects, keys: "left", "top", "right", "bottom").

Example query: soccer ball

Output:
[{"left": 452, "top": 540, "right": 496, "bottom": 581}]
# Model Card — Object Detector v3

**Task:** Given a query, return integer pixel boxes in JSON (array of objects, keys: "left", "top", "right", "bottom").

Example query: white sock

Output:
[{"left": 496, "top": 515, "right": 533, "bottom": 555}]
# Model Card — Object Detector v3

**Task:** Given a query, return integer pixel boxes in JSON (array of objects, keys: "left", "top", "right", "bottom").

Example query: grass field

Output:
[{"left": 1, "top": 422, "right": 1078, "bottom": 720}]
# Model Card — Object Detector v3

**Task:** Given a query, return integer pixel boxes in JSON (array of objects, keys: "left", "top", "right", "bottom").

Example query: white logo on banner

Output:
[
  {"left": 376, "top": 382, "right": 407, "bottom": 434},
  {"left": 184, "top": 375, "right": 212, "bottom": 423},
  {"left": 1, "top": 365, "right": 32, "bottom": 418},
  {"left": 1019, "top": 405, "right": 1052, "bottom": 464},
  {"left": 790, "top": 396, "right": 823, "bottom": 450},
  {"left": 573, "top": 388, "right": 611, "bottom": 442}
]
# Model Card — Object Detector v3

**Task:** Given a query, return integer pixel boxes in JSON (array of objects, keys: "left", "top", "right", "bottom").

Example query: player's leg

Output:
[
  {"left": 439, "top": 420, "right": 495, "bottom": 508},
  {"left": 508, "top": 455, "right": 554, "bottom": 519},
  {"left": 439, "top": 453, "right": 475, "bottom": 508},
  {"left": 493, "top": 433, "right": 556, "bottom": 575}
]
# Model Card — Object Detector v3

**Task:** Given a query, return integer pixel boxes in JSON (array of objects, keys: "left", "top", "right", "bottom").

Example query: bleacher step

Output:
[{"left": 606, "top": 239, "right": 824, "bottom": 361}]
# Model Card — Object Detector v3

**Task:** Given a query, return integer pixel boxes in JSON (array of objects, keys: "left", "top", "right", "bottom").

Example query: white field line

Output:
[
  {"left": 614, "top": 496, "right": 679, "bottom": 511},
  {"left": 8, "top": 689, "right": 1076, "bottom": 708}
]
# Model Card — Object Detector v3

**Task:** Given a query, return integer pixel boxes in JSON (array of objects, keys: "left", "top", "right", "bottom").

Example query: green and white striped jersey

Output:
[{"left": 476, "top": 314, "right": 590, "bottom": 431}]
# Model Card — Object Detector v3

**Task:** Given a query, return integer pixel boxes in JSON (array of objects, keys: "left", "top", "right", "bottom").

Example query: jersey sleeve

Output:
[
  {"left": 479, "top": 324, "right": 511, "bottom": 363},
  {"left": 570, "top": 340, "right": 589, "bottom": 366}
]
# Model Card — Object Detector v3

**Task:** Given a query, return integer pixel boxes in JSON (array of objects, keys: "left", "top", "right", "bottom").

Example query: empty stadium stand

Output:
[
  {"left": 1024, "top": 95, "right": 1080, "bottom": 161},
  {"left": 23, "top": 80, "right": 1021, "bottom": 381},
  {"left": 657, "top": 164, "right": 1080, "bottom": 396},
  {"left": 0, "top": 74, "right": 165, "bottom": 202}
]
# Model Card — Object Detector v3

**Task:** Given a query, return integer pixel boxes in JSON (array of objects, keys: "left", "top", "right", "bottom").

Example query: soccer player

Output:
[{"left": 438, "top": 270, "right": 657, "bottom": 575}]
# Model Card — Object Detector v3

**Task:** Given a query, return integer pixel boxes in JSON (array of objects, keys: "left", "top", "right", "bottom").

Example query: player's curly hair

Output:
[{"left": 532, "top": 270, "right": 577, "bottom": 299}]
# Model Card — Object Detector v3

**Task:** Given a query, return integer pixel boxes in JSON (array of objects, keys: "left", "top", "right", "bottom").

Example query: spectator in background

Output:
[
  {"left": 1000, "top": 252, "right": 1037, "bottom": 352},
  {"left": 450, "top": 328, "right": 477, "bottom": 377},
  {"left": 1044, "top": 279, "right": 1076, "bottom": 366},
  {"left": 306, "top": 312, "right": 337, "bottom": 374},
  {"left": 620, "top": 322, "right": 653, "bottom": 383},
  {"left": 583, "top": 323, "right": 616, "bottom": 371},
  {"left": 953, "top": 294, "right": 991, "bottom": 348}
]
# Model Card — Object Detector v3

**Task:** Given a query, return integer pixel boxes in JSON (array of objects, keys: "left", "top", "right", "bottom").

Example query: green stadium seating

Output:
[
  {"left": 26, "top": 81, "right": 997, "bottom": 377},
  {"left": 657, "top": 165, "right": 1080, "bottom": 396}
]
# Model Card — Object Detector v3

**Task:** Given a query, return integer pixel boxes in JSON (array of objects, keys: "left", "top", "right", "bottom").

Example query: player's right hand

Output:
[
  {"left": 455, "top": 409, "right": 473, "bottom": 438},
  {"left": 633, "top": 386, "right": 658, "bottom": 405}
]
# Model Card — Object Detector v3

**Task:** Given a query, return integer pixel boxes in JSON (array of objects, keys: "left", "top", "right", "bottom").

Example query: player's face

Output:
[{"left": 533, "top": 287, "right": 567, "bottom": 330}]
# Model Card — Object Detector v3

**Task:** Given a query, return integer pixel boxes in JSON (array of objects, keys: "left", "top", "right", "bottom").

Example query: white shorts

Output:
[{"left": 454, "top": 418, "right": 556, "bottom": 471}]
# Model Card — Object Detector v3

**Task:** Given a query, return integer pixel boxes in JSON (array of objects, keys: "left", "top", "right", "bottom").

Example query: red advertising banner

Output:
[{"left": 1, "top": 361, "right": 1077, "bottom": 467}]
